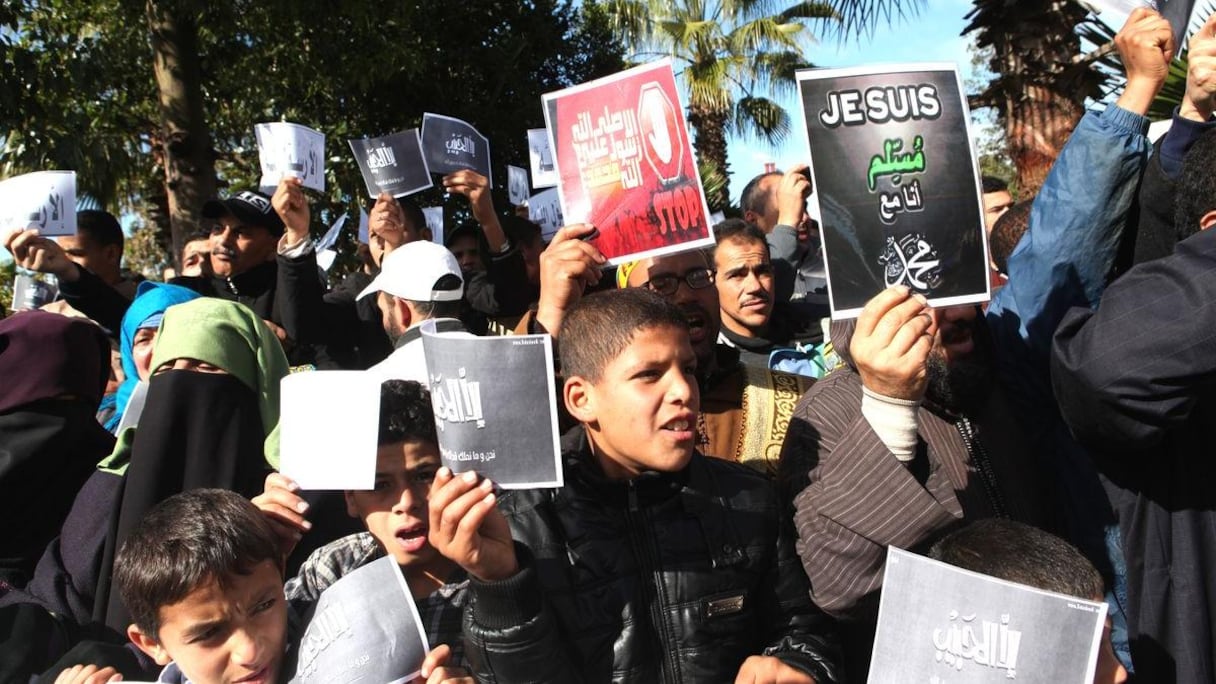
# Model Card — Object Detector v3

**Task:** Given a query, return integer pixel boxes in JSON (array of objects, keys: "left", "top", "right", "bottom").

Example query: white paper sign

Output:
[
  {"left": 288, "top": 556, "right": 429, "bottom": 683},
  {"left": 0, "top": 171, "right": 77, "bottom": 237},
  {"left": 255, "top": 122, "right": 326, "bottom": 192},
  {"left": 528, "top": 187, "right": 564, "bottom": 240},
  {"left": 527, "top": 128, "right": 558, "bottom": 188},
  {"left": 869, "top": 547, "right": 1108, "bottom": 683},
  {"left": 507, "top": 165, "right": 529, "bottom": 206},
  {"left": 358, "top": 207, "right": 370, "bottom": 244},
  {"left": 316, "top": 249, "right": 338, "bottom": 272},
  {"left": 314, "top": 212, "right": 346, "bottom": 252},
  {"left": 710, "top": 211, "right": 726, "bottom": 226},
  {"left": 279, "top": 371, "right": 381, "bottom": 490},
  {"left": 422, "top": 206, "right": 444, "bottom": 246}
]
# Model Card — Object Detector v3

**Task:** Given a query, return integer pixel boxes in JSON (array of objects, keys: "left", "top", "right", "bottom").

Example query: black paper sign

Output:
[
  {"left": 421, "top": 326, "right": 562, "bottom": 489},
  {"left": 797, "top": 64, "right": 990, "bottom": 318},
  {"left": 348, "top": 130, "right": 433, "bottom": 198},
  {"left": 420, "top": 113, "right": 493, "bottom": 186}
]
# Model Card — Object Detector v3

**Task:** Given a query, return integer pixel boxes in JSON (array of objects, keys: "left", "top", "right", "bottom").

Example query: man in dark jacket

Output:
[
  {"left": 3, "top": 183, "right": 320, "bottom": 365},
  {"left": 427, "top": 288, "right": 840, "bottom": 683},
  {"left": 1052, "top": 123, "right": 1216, "bottom": 684}
]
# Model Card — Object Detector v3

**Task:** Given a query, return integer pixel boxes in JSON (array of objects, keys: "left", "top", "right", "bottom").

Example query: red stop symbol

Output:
[{"left": 638, "top": 82, "right": 684, "bottom": 184}]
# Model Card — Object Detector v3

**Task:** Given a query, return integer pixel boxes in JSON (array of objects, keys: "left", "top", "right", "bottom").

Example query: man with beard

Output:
[
  {"left": 528, "top": 224, "right": 813, "bottom": 475},
  {"left": 775, "top": 10, "right": 1173, "bottom": 679},
  {"left": 361, "top": 239, "right": 475, "bottom": 384}
]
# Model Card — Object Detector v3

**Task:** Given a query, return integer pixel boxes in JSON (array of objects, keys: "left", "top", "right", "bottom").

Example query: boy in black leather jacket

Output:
[{"left": 427, "top": 287, "right": 841, "bottom": 683}]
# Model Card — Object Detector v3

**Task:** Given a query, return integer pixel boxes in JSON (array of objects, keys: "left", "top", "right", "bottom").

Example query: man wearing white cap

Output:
[{"left": 359, "top": 240, "right": 475, "bottom": 383}]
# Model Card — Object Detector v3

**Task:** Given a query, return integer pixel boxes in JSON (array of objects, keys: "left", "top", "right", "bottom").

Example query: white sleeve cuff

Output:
[
  {"left": 860, "top": 386, "right": 920, "bottom": 462},
  {"left": 278, "top": 234, "right": 314, "bottom": 258}
]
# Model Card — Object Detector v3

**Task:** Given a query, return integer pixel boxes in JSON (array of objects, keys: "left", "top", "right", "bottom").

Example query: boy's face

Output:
[
  {"left": 345, "top": 440, "right": 442, "bottom": 569},
  {"left": 128, "top": 560, "right": 287, "bottom": 684},
  {"left": 566, "top": 324, "right": 699, "bottom": 480}
]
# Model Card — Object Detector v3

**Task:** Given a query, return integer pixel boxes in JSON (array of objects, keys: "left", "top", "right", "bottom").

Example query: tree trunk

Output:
[
  {"left": 967, "top": 0, "right": 1100, "bottom": 197},
  {"left": 146, "top": 0, "right": 216, "bottom": 265},
  {"left": 687, "top": 103, "right": 730, "bottom": 211}
]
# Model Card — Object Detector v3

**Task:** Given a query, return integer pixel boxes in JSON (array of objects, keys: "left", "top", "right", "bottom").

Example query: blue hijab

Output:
[{"left": 103, "top": 281, "right": 201, "bottom": 432}]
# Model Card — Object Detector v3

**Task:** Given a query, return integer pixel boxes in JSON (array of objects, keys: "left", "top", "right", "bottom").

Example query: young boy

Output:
[
  {"left": 115, "top": 488, "right": 289, "bottom": 684},
  {"left": 930, "top": 519, "right": 1129, "bottom": 684},
  {"left": 254, "top": 380, "right": 469, "bottom": 678},
  {"left": 427, "top": 287, "right": 842, "bottom": 683}
]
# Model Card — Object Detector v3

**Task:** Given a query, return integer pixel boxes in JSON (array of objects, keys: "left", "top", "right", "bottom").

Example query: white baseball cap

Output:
[{"left": 357, "top": 240, "right": 464, "bottom": 302}]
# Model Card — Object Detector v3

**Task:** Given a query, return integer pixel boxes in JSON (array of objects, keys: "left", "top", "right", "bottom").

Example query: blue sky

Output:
[{"left": 725, "top": 0, "right": 980, "bottom": 203}]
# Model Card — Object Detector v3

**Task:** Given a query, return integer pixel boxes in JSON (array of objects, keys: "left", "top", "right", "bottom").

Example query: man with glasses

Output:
[{"left": 530, "top": 224, "right": 812, "bottom": 476}]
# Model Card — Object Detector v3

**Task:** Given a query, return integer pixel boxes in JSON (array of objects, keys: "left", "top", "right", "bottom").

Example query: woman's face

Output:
[
  {"left": 133, "top": 328, "right": 157, "bottom": 381},
  {"left": 154, "top": 358, "right": 229, "bottom": 375}
]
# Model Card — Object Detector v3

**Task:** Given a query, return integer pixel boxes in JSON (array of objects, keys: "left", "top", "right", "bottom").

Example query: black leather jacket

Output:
[{"left": 462, "top": 430, "right": 841, "bottom": 683}]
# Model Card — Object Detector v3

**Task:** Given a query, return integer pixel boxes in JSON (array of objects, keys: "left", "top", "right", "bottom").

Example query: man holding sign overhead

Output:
[{"left": 777, "top": 11, "right": 1172, "bottom": 680}]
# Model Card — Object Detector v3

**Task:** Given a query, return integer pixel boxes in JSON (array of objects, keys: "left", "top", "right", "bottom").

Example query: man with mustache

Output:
[{"left": 713, "top": 219, "right": 807, "bottom": 373}]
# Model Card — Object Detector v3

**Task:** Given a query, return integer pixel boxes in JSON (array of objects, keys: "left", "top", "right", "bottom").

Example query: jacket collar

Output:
[
  {"left": 393, "top": 318, "right": 468, "bottom": 350},
  {"left": 215, "top": 260, "right": 277, "bottom": 297}
]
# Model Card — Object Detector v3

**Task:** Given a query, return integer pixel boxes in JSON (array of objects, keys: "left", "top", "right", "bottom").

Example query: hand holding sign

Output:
[
  {"left": 251, "top": 472, "right": 311, "bottom": 563},
  {"left": 272, "top": 176, "right": 311, "bottom": 242},
  {"left": 776, "top": 165, "right": 813, "bottom": 229},
  {"left": 4, "top": 229, "right": 79, "bottom": 283},
  {"left": 850, "top": 286, "right": 935, "bottom": 402},
  {"left": 369, "top": 192, "right": 409, "bottom": 265},
  {"left": 428, "top": 467, "right": 518, "bottom": 582},
  {"left": 536, "top": 223, "right": 606, "bottom": 335}
]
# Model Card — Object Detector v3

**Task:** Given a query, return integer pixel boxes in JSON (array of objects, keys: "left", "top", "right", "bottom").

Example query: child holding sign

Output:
[
  {"left": 426, "top": 288, "right": 841, "bottom": 683},
  {"left": 254, "top": 380, "right": 470, "bottom": 682}
]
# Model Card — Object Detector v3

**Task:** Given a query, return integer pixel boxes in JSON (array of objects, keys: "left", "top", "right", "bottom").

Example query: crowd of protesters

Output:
[{"left": 1, "top": 6, "right": 1215, "bottom": 683}]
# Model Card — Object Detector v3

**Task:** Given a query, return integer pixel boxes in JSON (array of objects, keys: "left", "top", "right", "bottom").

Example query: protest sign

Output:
[
  {"left": 527, "top": 128, "right": 558, "bottom": 188},
  {"left": 507, "top": 165, "right": 530, "bottom": 206},
  {"left": 315, "top": 212, "right": 346, "bottom": 252},
  {"left": 348, "top": 130, "right": 433, "bottom": 198},
  {"left": 279, "top": 371, "right": 381, "bottom": 490},
  {"left": 421, "top": 113, "right": 493, "bottom": 185},
  {"left": 288, "top": 556, "right": 429, "bottom": 684},
  {"left": 358, "top": 207, "right": 370, "bottom": 244},
  {"left": 0, "top": 171, "right": 77, "bottom": 237},
  {"left": 255, "top": 122, "right": 325, "bottom": 192},
  {"left": 796, "top": 64, "right": 990, "bottom": 318},
  {"left": 421, "top": 326, "right": 562, "bottom": 488},
  {"left": 11, "top": 273, "right": 59, "bottom": 310},
  {"left": 422, "top": 206, "right": 444, "bottom": 246},
  {"left": 528, "top": 187, "right": 564, "bottom": 241},
  {"left": 869, "top": 547, "right": 1107, "bottom": 683},
  {"left": 543, "top": 58, "right": 714, "bottom": 265},
  {"left": 316, "top": 249, "right": 338, "bottom": 272},
  {"left": 115, "top": 381, "right": 149, "bottom": 434}
]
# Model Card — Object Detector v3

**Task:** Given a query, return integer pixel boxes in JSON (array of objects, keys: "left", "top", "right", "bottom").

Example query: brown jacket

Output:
[{"left": 777, "top": 323, "right": 1052, "bottom": 621}]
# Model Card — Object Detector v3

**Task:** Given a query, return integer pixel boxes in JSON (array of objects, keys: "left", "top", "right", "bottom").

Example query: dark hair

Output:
[
  {"left": 713, "top": 218, "right": 769, "bottom": 255},
  {"left": 115, "top": 489, "right": 281, "bottom": 638},
  {"left": 929, "top": 519, "right": 1104, "bottom": 600},
  {"left": 77, "top": 210, "right": 124, "bottom": 249},
  {"left": 981, "top": 176, "right": 1009, "bottom": 194},
  {"left": 740, "top": 171, "right": 781, "bottom": 216},
  {"left": 559, "top": 288, "right": 689, "bottom": 382},
  {"left": 378, "top": 379, "right": 438, "bottom": 447},
  {"left": 404, "top": 273, "right": 463, "bottom": 319},
  {"left": 180, "top": 229, "right": 211, "bottom": 258},
  {"left": 501, "top": 215, "right": 543, "bottom": 248},
  {"left": 396, "top": 196, "right": 427, "bottom": 237},
  {"left": 989, "top": 199, "right": 1033, "bottom": 274},
  {"left": 1175, "top": 127, "right": 1216, "bottom": 241}
]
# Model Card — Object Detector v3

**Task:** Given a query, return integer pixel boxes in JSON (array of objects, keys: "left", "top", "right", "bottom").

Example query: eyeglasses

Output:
[{"left": 640, "top": 267, "right": 716, "bottom": 296}]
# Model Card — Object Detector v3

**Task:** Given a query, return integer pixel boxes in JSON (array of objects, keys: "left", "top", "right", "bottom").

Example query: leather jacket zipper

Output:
[{"left": 626, "top": 481, "right": 679, "bottom": 682}]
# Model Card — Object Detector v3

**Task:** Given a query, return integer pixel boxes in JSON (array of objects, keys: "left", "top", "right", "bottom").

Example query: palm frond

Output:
[{"left": 734, "top": 95, "right": 791, "bottom": 143}]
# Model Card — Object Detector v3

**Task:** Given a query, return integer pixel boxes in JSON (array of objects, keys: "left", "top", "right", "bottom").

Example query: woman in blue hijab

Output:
[{"left": 101, "top": 281, "right": 200, "bottom": 432}]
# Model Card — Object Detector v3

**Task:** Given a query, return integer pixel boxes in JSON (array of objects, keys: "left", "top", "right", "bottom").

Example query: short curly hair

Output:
[{"left": 378, "top": 379, "right": 438, "bottom": 447}]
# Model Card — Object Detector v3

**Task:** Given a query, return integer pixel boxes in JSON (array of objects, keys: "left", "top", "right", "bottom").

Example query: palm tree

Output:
[{"left": 605, "top": 0, "right": 840, "bottom": 210}]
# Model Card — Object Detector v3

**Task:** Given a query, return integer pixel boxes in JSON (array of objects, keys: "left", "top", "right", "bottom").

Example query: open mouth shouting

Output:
[{"left": 395, "top": 522, "right": 429, "bottom": 554}]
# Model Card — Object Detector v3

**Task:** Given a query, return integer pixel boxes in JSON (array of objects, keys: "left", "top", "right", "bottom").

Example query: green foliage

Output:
[
  {"left": 0, "top": 259, "right": 13, "bottom": 315},
  {"left": 2, "top": 0, "right": 626, "bottom": 270}
]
